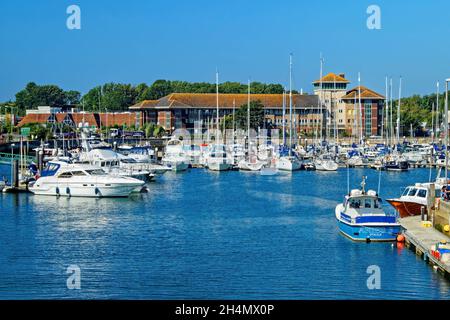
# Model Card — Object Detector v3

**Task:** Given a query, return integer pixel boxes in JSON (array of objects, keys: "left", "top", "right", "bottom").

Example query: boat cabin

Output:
[{"left": 344, "top": 189, "right": 383, "bottom": 212}]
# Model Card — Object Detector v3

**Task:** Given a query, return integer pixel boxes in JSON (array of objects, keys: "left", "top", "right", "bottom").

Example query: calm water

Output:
[{"left": 0, "top": 164, "right": 449, "bottom": 299}]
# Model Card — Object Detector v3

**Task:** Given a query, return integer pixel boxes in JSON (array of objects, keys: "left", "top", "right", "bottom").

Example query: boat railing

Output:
[{"left": 0, "top": 152, "right": 35, "bottom": 165}]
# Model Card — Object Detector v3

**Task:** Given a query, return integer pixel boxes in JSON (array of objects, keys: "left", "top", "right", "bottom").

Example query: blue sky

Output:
[{"left": 0, "top": 0, "right": 449, "bottom": 101}]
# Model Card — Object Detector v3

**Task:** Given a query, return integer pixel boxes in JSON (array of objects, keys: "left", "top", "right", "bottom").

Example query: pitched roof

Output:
[
  {"left": 70, "top": 113, "right": 98, "bottom": 127},
  {"left": 55, "top": 113, "right": 72, "bottom": 123},
  {"left": 341, "top": 86, "right": 385, "bottom": 100},
  {"left": 98, "top": 113, "right": 136, "bottom": 127},
  {"left": 313, "top": 72, "right": 350, "bottom": 84},
  {"left": 129, "top": 100, "right": 159, "bottom": 110},
  {"left": 17, "top": 113, "right": 51, "bottom": 127},
  {"left": 137, "top": 93, "right": 319, "bottom": 110}
]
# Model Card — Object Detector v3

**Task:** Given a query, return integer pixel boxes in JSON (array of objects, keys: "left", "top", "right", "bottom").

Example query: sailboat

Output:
[
  {"left": 276, "top": 54, "right": 302, "bottom": 171},
  {"left": 207, "top": 70, "right": 232, "bottom": 172},
  {"left": 382, "top": 77, "right": 409, "bottom": 172},
  {"left": 238, "top": 80, "right": 265, "bottom": 171},
  {"left": 388, "top": 79, "right": 450, "bottom": 216}
]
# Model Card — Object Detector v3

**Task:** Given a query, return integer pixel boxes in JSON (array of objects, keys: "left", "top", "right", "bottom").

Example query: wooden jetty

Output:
[{"left": 400, "top": 215, "right": 450, "bottom": 278}]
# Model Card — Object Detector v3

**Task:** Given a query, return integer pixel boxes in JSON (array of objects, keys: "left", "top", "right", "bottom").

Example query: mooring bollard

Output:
[{"left": 421, "top": 206, "right": 425, "bottom": 221}]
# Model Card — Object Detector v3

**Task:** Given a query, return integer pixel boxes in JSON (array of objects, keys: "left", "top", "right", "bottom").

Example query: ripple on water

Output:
[{"left": 0, "top": 165, "right": 449, "bottom": 299}]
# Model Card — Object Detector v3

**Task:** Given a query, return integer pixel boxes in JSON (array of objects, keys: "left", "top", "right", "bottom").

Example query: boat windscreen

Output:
[
  {"left": 41, "top": 163, "right": 61, "bottom": 177},
  {"left": 85, "top": 169, "right": 107, "bottom": 176}
]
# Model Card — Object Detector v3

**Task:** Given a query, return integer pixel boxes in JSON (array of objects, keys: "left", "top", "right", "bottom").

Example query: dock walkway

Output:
[{"left": 400, "top": 216, "right": 450, "bottom": 277}]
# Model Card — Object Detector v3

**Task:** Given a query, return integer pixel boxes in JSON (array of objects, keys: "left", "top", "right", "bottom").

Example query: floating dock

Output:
[{"left": 400, "top": 216, "right": 450, "bottom": 278}]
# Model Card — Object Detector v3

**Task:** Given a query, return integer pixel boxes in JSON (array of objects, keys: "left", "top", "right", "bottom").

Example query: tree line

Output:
[
  {"left": 5, "top": 80, "right": 285, "bottom": 116},
  {"left": 1, "top": 80, "right": 448, "bottom": 134}
]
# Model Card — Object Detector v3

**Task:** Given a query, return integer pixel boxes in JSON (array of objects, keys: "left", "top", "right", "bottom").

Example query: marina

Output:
[
  {"left": 1, "top": 161, "right": 450, "bottom": 299},
  {"left": 1, "top": 0, "right": 450, "bottom": 305}
]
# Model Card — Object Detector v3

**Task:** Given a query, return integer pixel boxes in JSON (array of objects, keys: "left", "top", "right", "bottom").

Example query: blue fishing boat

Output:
[{"left": 335, "top": 177, "right": 400, "bottom": 242}]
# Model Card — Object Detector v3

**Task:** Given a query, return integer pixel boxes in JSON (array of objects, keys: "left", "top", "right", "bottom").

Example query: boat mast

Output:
[
  {"left": 282, "top": 89, "right": 286, "bottom": 146},
  {"left": 232, "top": 99, "right": 236, "bottom": 143},
  {"left": 333, "top": 76, "right": 337, "bottom": 143},
  {"left": 389, "top": 77, "right": 393, "bottom": 147},
  {"left": 436, "top": 81, "right": 440, "bottom": 140},
  {"left": 289, "top": 54, "right": 293, "bottom": 156},
  {"left": 319, "top": 54, "right": 324, "bottom": 142},
  {"left": 445, "top": 79, "right": 449, "bottom": 186},
  {"left": 353, "top": 94, "right": 357, "bottom": 143},
  {"left": 247, "top": 79, "right": 251, "bottom": 155},
  {"left": 381, "top": 76, "right": 387, "bottom": 144},
  {"left": 216, "top": 70, "right": 220, "bottom": 147},
  {"left": 396, "top": 76, "right": 402, "bottom": 145},
  {"left": 358, "top": 73, "right": 363, "bottom": 144}
]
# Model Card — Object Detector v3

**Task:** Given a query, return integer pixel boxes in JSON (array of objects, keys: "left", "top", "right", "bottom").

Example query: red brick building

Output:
[
  {"left": 129, "top": 93, "right": 323, "bottom": 133},
  {"left": 341, "top": 86, "right": 385, "bottom": 136}
]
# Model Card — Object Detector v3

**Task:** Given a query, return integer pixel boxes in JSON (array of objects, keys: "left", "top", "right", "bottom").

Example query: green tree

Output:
[
  {"left": 235, "top": 100, "right": 265, "bottom": 130},
  {"left": 65, "top": 90, "right": 81, "bottom": 105},
  {"left": 15, "top": 82, "right": 80, "bottom": 115},
  {"left": 24, "top": 123, "right": 54, "bottom": 141},
  {"left": 83, "top": 83, "right": 138, "bottom": 112}
]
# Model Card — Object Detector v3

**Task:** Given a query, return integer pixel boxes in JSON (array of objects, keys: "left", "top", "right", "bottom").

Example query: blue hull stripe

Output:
[{"left": 337, "top": 218, "right": 400, "bottom": 241}]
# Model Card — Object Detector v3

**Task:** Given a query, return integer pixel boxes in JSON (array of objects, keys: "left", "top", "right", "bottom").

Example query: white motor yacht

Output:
[
  {"left": 315, "top": 154, "right": 338, "bottom": 171},
  {"left": 78, "top": 148, "right": 155, "bottom": 182},
  {"left": 161, "top": 138, "right": 190, "bottom": 172},
  {"left": 28, "top": 161, "right": 144, "bottom": 197}
]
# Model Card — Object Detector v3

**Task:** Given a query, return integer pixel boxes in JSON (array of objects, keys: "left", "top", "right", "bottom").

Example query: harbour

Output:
[
  {"left": 1, "top": 0, "right": 450, "bottom": 305},
  {"left": 1, "top": 163, "right": 449, "bottom": 299}
]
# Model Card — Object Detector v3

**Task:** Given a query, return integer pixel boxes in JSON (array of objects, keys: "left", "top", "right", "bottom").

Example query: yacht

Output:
[
  {"left": 335, "top": 177, "right": 400, "bottom": 241},
  {"left": 237, "top": 156, "right": 264, "bottom": 171},
  {"left": 78, "top": 148, "right": 156, "bottom": 182},
  {"left": 161, "top": 138, "right": 190, "bottom": 172},
  {"left": 228, "top": 144, "right": 246, "bottom": 166},
  {"left": 206, "top": 144, "right": 232, "bottom": 171},
  {"left": 276, "top": 155, "right": 302, "bottom": 171},
  {"left": 119, "top": 146, "right": 155, "bottom": 163},
  {"left": 315, "top": 154, "right": 339, "bottom": 171},
  {"left": 383, "top": 155, "right": 409, "bottom": 171},
  {"left": 28, "top": 161, "right": 144, "bottom": 197}
]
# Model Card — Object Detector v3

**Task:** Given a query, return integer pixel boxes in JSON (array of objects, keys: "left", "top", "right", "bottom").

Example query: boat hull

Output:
[
  {"left": 315, "top": 160, "right": 338, "bottom": 171},
  {"left": 276, "top": 157, "right": 302, "bottom": 171},
  {"left": 29, "top": 183, "right": 143, "bottom": 197},
  {"left": 163, "top": 161, "right": 189, "bottom": 172},
  {"left": 208, "top": 162, "right": 231, "bottom": 171},
  {"left": 238, "top": 160, "right": 264, "bottom": 171},
  {"left": 386, "top": 199, "right": 426, "bottom": 218},
  {"left": 336, "top": 218, "right": 401, "bottom": 242}
]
